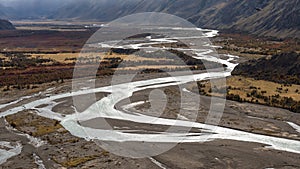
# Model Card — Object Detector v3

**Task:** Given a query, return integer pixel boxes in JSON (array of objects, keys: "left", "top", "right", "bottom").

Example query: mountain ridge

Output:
[
  {"left": 232, "top": 52, "right": 300, "bottom": 84},
  {"left": 0, "top": 19, "right": 15, "bottom": 30},
  {"left": 0, "top": 0, "right": 299, "bottom": 38},
  {"left": 50, "top": 0, "right": 299, "bottom": 39}
]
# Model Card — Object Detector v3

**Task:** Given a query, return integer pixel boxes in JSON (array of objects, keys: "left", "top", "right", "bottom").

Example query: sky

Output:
[
  {"left": 0, "top": 0, "right": 77, "bottom": 18},
  {"left": 0, "top": 0, "right": 74, "bottom": 8}
]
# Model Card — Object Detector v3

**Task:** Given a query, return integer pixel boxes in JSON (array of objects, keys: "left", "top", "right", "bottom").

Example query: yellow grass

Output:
[
  {"left": 192, "top": 76, "right": 300, "bottom": 106},
  {"left": 105, "top": 53, "right": 172, "bottom": 62},
  {"left": 31, "top": 52, "right": 172, "bottom": 63},
  {"left": 227, "top": 76, "right": 300, "bottom": 101},
  {"left": 0, "top": 54, "right": 8, "bottom": 61},
  {"left": 59, "top": 156, "right": 98, "bottom": 167},
  {"left": 6, "top": 112, "right": 63, "bottom": 137},
  {"left": 31, "top": 53, "right": 79, "bottom": 63},
  {"left": 114, "top": 65, "right": 188, "bottom": 70}
]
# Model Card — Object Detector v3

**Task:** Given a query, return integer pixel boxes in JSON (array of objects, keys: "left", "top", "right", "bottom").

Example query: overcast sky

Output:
[{"left": 0, "top": 0, "right": 74, "bottom": 8}]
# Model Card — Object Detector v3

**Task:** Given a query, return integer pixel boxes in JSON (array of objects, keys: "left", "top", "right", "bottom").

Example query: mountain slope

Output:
[
  {"left": 0, "top": 19, "right": 15, "bottom": 30},
  {"left": 0, "top": 0, "right": 299, "bottom": 38},
  {"left": 0, "top": 0, "right": 74, "bottom": 20},
  {"left": 233, "top": 0, "right": 300, "bottom": 38},
  {"left": 50, "top": 0, "right": 226, "bottom": 22},
  {"left": 0, "top": 4, "right": 10, "bottom": 19},
  {"left": 188, "top": 0, "right": 299, "bottom": 38},
  {"left": 232, "top": 52, "right": 300, "bottom": 84},
  {"left": 194, "top": 0, "right": 270, "bottom": 27},
  {"left": 50, "top": 0, "right": 141, "bottom": 21},
  {"left": 50, "top": 0, "right": 299, "bottom": 38}
]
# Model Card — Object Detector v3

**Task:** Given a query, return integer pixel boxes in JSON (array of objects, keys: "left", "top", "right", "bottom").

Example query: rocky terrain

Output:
[{"left": 0, "top": 74, "right": 300, "bottom": 168}]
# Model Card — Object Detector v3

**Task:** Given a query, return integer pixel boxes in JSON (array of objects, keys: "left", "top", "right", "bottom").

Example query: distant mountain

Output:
[
  {"left": 49, "top": 0, "right": 227, "bottom": 22},
  {"left": 0, "top": 0, "right": 73, "bottom": 20},
  {"left": 0, "top": 0, "right": 299, "bottom": 38},
  {"left": 0, "top": 4, "right": 11, "bottom": 19},
  {"left": 233, "top": 0, "right": 300, "bottom": 38},
  {"left": 232, "top": 52, "right": 300, "bottom": 84},
  {"left": 0, "top": 19, "right": 15, "bottom": 30},
  {"left": 50, "top": 0, "right": 299, "bottom": 39}
]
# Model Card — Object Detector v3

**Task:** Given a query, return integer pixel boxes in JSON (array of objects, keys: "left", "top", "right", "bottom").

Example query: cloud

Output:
[{"left": 0, "top": 0, "right": 74, "bottom": 8}]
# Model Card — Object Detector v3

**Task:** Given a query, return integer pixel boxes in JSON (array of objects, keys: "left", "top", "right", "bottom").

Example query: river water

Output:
[{"left": 0, "top": 28, "right": 300, "bottom": 159}]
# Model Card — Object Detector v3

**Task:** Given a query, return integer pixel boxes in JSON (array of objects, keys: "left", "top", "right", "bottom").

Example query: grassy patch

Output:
[
  {"left": 189, "top": 76, "right": 300, "bottom": 112},
  {"left": 57, "top": 155, "right": 98, "bottom": 167},
  {"left": 212, "top": 33, "right": 300, "bottom": 60},
  {"left": 6, "top": 110, "right": 63, "bottom": 136},
  {"left": 227, "top": 76, "right": 300, "bottom": 102}
]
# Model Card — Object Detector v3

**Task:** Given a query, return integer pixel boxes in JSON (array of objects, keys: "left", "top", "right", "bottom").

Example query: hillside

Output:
[
  {"left": 0, "top": 19, "right": 14, "bottom": 30},
  {"left": 232, "top": 52, "right": 300, "bottom": 84},
  {"left": 233, "top": 0, "right": 300, "bottom": 38},
  {"left": 50, "top": 0, "right": 230, "bottom": 22},
  {"left": 0, "top": 0, "right": 299, "bottom": 38},
  {"left": 0, "top": 0, "right": 73, "bottom": 20},
  {"left": 50, "top": 0, "right": 299, "bottom": 39},
  {"left": 0, "top": 4, "right": 8, "bottom": 18}
]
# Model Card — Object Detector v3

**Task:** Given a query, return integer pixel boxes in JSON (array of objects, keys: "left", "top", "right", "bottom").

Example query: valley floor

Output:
[
  {"left": 0, "top": 74, "right": 300, "bottom": 169},
  {"left": 0, "top": 21, "right": 299, "bottom": 168}
]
